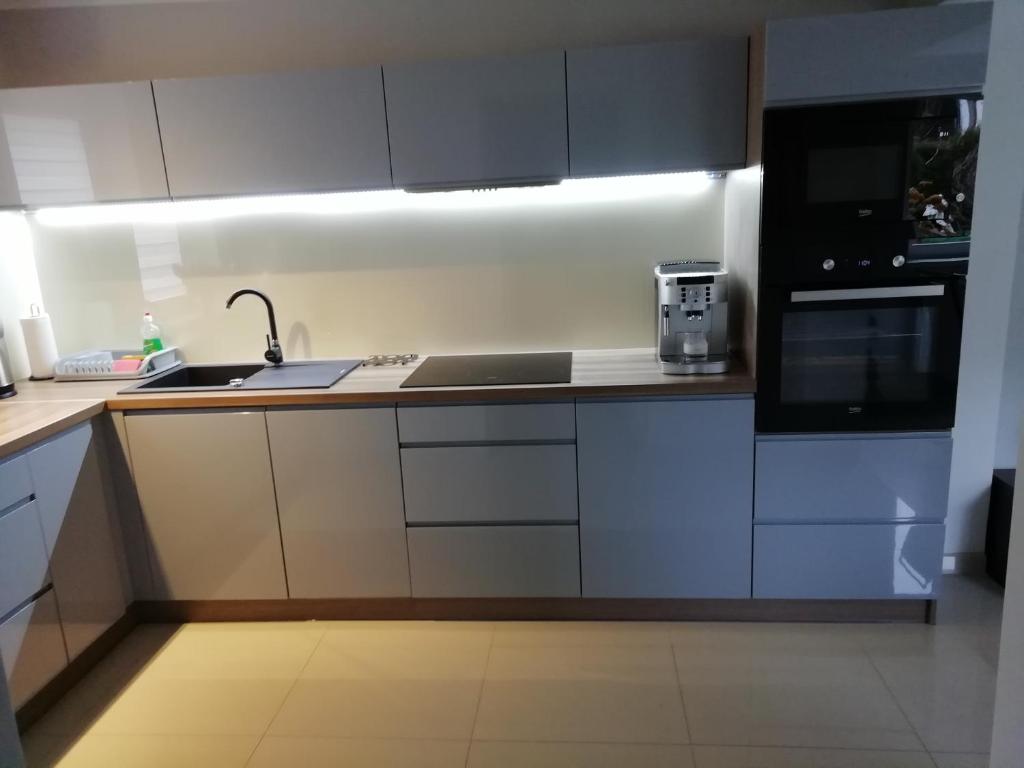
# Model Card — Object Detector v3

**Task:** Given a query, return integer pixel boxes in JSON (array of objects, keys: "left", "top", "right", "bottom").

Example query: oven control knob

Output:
[
  {"left": 822, "top": 258, "right": 836, "bottom": 272},
  {"left": 893, "top": 254, "right": 906, "bottom": 268}
]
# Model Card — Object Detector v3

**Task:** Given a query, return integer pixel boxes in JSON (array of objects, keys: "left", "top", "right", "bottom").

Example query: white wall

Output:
[
  {"left": 24, "top": 181, "right": 725, "bottom": 363},
  {"left": 945, "top": 0, "right": 1024, "bottom": 554},
  {"left": 0, "top": 0, "right": 932, "bottom": 88}
]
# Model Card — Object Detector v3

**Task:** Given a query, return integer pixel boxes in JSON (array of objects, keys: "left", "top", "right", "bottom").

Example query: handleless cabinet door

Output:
[
  {"left": 154, "top": 67, "right": 392, "bottom": 198},
  {"left": 384, "top": 52, "right": 568, "bottom": 188},
  {"left": 0, "top": 660, "right": 23, "bottom": 767},
  {"left": 0, "top": 456, "right": 32, "bottom": 513},
  {"left": 0, "top": 501, "right": 50, "bottom": 620},
  {"left": 567, "top": 38, "right": 748, "bottom": 176},
  {"left": 577, "top": 397, "right": 754, "bottom": 598},
  {"left": 765, "top": 3, "right": 992, "bottom": 105},
  {"left": 266, "top": 407, "right": 410, "bottom": 598},
  {"left": 27, "top": 421, "right": 128, "bottom": 660},
  {"left": 0, "top": 590, "right": 67, "bottom": 710},
  {"left": 0, "top": 81, "right": 167, "bottom": 207},
  {"left": 125, "top": 410, "right": 287, "bottom": 600}
]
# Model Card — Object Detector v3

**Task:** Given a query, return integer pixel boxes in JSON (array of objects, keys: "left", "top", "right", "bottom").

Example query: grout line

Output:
[
  {"left": 242, "top": 626, "right": 328, "bottom": 768},
  {"left": 464, "top": 627, "right": 496, "bottom": 768},
  {"left": 670, "top": 642, "right": 693, "bottom": 745},
  {"left": 862, "top": 649, "right": 931, "bottom": 755}
]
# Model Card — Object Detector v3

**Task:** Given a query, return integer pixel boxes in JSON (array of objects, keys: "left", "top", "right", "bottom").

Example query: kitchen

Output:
[{"left": 0, "top": 1, "right": 1021, "bottom": 766}]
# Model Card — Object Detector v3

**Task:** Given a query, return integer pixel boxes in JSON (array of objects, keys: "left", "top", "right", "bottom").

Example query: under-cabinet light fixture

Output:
[{"left": 32, "top": 172, "right": 718, "bottom": 227}]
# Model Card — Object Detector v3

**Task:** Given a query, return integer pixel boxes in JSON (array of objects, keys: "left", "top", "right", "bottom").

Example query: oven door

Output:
[{"left": 756, "top": 283, "right": 962, "bottom": 433}]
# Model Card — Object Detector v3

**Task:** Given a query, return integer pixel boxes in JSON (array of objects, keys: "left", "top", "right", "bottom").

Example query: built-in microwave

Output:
[{"left": 761, "top": 96, "right": 982, "bottom": 248}]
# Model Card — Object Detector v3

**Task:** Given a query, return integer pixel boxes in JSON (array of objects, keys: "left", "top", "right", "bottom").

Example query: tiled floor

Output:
[{"left": 21, "top": 575, "right": 1003, "bottom": 767}]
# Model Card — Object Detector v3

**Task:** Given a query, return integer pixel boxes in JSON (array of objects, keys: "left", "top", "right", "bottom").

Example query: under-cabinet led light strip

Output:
[{"left": 31, "top": 172, "right": 718, "bottom": 227}]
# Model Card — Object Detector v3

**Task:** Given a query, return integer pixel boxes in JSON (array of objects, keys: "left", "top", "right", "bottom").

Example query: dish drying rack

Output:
[{"left": 54, "top": 347, "right": 182, "bottom": 381}]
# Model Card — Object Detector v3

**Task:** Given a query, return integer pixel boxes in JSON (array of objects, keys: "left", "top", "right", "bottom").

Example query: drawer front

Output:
[
  {"left": 402, "top": 445, "right": 578, "bottom": 524},
  {"left": 0, "top": 501, "right": 50, "bottom": 619},
  {"left": 0, "top": 590, "right": 67, "bottom": 709},
  {"left": 398, "top": 404, "right": 575, "bottom": 444},
  {"left": 753, "top": 523, "right": 945, "bottom": 599},
  {"left": 408, "top": 526, "right": 581, "bottom": 597},
  {"left": 755, "top": 435, "right": 952, "bottom": 523},
  {"left": 0, "top": 455, "right": 33, "bottom": 513}
]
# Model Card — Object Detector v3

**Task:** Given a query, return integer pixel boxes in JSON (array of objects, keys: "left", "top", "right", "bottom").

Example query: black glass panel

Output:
[
  {"left": 806, "top": 145, "right": 902, "bottom": 203},
  {"left": 780, "top": 306, "right": 939, "bottom": 404}
]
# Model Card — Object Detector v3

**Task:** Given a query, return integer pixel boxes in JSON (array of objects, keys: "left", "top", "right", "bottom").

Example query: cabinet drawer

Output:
[
  {"left": 402, "top": 445, "right": 577, "bottom": 524},
  {"left": 753, "top": 523, "right": 944, "bottom": 599},
  {"left": 408, "top": 526, "right": 581, "bottom": 597},
  {"left": 398, "top": 403, "right": 575, "bottom": 444},
  {"left": 0, "top": 590, "right": 67, "bottom": 709},
  {"left": 0, "top": 455, "right": 32, "bottom": 513},
  {"left": 0, "top": 501, "right": 50, "bottom": 619},
  {"left": 755, "top": 435, "right": 951, "bottom": 523}
]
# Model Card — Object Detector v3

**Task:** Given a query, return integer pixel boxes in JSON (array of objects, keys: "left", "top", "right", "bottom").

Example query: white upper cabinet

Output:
[
  {"left": 0, "top": 81, "right": 168, "bottom": 207},
  {"left": 153, "top": 67, "right": 393, "bottom": 198},
  {"left": 567, "top": 38, "right": 748, "bottom": 176},
  {"left": 765, "top": 3, "right": 993, "bottom": 106},
  {"left": 383, "top": 52, "right": 569, "bottom": 189}
]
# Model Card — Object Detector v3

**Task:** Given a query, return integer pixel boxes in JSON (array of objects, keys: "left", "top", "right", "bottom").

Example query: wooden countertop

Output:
[
  {"left": 2, "top": 349, "right": 754, "bottom": 457},
  {"left": 0, "top": 399, "right": 106, "bottom": 460}
]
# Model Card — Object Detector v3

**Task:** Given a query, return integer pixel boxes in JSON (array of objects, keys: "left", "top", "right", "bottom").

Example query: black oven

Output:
[
  {"left": 756, "top": 268, "right": 965, "bottom": 433},
  {"left": 762, "top": 96, "right": 982, "bottom": 246}
]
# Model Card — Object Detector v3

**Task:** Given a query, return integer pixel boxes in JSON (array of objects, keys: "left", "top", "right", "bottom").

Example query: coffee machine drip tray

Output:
[{"left": 400, "top": 352, "right": 572, "bottom": 388}]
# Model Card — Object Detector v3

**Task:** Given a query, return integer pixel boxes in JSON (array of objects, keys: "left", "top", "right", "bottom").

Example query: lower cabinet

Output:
[
  {"left": 407, "top": 526, "right": 581, "bottom": 598},
  {"left": 576, "top": 397, "right": 754, "bottom": 598},
  {"left": 27, "top": 422, "right": 128, "bottom": 660},
  {"left": 753, "top": 524, "right": 945, "bottom": 599},
  {"left": 125, "top": 410, "right": 287, "bottom": 600},
  {"left": 266, "top": 407, "right": 410, "bottom": 598},
  {"left": 0, "top": 590, "right": 67, "bottom": 709}
]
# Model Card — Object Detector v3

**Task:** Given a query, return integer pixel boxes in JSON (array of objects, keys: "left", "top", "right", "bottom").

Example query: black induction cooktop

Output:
[{"left": 399, "top": 352, "right": 573, "bottom": 388}]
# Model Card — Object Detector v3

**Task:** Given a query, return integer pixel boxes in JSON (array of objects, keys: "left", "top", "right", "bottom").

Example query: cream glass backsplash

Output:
[{"left": 28, "top": 183, "right": 724, "bottom": 363}]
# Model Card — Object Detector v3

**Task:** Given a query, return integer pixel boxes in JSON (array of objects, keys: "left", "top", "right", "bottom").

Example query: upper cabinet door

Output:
[
  {"left": 0, "top": 81, "right": 167, "bottom": 208},
  {"left": 154, "top": 67, "right": 392, "bottom": 198},
  {"left": 384, "top": 52, "right": 568, "bottom": 189},
  {"left": 765, "top": 3, "right": 992, "bottom": 106},
  {"left": 567, "top": 39, "right": 748, "bottom": 176}
]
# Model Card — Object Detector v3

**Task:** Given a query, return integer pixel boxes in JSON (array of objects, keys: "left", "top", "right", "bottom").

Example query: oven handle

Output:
[{"left": 790, "top": 285, "right": 946, "bottom": 303}]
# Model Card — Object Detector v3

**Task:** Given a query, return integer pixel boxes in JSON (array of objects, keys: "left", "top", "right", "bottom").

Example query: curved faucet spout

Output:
[{"left": 226, "top": 288, "right": 284, "bottom": 365}]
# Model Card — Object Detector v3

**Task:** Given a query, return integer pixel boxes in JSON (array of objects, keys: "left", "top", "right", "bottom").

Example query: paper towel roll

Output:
[{"left": 20, "top": 307, "right": 59, "bottom": 380}]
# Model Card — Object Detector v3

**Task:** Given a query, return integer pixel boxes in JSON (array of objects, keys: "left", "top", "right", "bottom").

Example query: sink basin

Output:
[{"left": 119, "top": 360, "right": 363, "bottom": 394}]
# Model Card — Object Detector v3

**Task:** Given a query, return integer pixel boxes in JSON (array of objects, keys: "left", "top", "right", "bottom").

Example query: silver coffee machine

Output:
[
  {"left": 655, "top": 261, "right": 729, "bottom": 374},
  {"left": 0, "top": 322, "right": 16, "bottom": 399}
]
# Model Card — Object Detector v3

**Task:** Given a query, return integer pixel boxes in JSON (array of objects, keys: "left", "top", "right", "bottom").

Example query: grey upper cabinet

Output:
[
  {"left": 154, "top": 67, "right": 393, "bottom": 198},
  {"left": 384, "top": 52, "right": 568, "bottom": 189},
  {"left": 567, "top": 38, "right": 748, "bottom": 176},
  {"left": 576, "top": 397, "right": 754, "bottom": 598},
  {"left": 266, "top": 407, "right": 410, "bottom": 598},
  {"left": 0, "top": 81, "right": 168, "bottom": 207},
  {"left": 124, "top": 410, "right": 287, "bottom": 600},
  {"left": 764, "top": 3, "right": 992, "bottom": 106},
  {"left": 27, "top": 421, "right": 128, "bottom": 661}
]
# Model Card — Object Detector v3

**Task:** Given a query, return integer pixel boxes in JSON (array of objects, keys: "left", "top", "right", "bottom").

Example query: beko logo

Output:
[
  {"left": 857, "top": 209, "right": 873, "bottom": 218},
  {"left": 848, "top": 406, "right": 864, "bottom": 414}
]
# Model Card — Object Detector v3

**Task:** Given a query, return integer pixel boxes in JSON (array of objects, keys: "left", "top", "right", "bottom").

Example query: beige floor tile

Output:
[
  {"left": 493, "top": 621, "right": 672, "bottom": 647},
  {"left": 21, "top": 733, "right": 258, "bottom": 768},
  {"left": 140, "top": 621, "right": 324, "bottom": 680},
  {"left": 692, "top": 745, "right": 936, "bottom": 767},
  {"left": 929, "top": 753, "right": 990, "bottom": 768},
  {"left": 87, "top": 677, "right": 294, "bottom": 735},
  {"left": 267, "top": 679, "right": 483, "bottom": 740},
  {"left": 302, "top": 624, "right": 490, "bottom": 681},
  {"left": 675, "top": 628, "right": 919, "bottom": 751},
  {"left": 247, "top": 736, "right": 469, "bottom": 767},
  {"left": 468, "top": 741, "right": 694, "bottom": 767},
  {"left": 472, "top": 645, "right": 688, "bottom": 744},
  {"left": 869, "top": 651, "right": 996, "bottom": 753}
]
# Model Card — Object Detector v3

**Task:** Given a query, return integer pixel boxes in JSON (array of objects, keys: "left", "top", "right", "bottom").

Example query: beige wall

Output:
[
  {"left": 0, "top": 0, "right": 931, "bottom": 88},
  {"left": 25, "top": 181, "right": 725, "bottom": 362}
]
